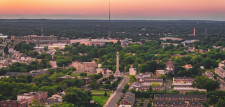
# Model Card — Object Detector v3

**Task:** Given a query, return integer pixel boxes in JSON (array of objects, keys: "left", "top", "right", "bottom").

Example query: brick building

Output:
[
  {"left": 71, "top": 61, "right": 97, "bottom": 73},
  {"left": 0, "top": 100, "right": 27, "bottom": 107},
  {"left": 119, "top": 92, "right": 135, "bottom": 107},
  {"left": 17, "top": 91, "right": 48, "bottom": 106},
  {"left": 11, "top": 35, "right": 58, "bottom": 44},
  {"left": 153, "top": 94, "right": 207, "bottom": 107}
]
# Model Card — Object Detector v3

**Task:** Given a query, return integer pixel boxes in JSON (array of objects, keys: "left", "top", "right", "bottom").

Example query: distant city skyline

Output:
[{"left": 0, "top": 0, "right": 225, "bottom": 20}]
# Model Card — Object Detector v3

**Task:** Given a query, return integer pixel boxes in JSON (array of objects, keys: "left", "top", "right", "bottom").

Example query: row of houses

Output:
[
  {"left": 118, "top": 92, "right": 207, "bottom": 107},
  {"left": 10, "top": 35, "right": 133, "bottom": 48},
  {"left": 119, "top": 92, "right": 135, "bottom": 107},
  {"left": 153, "top": 94, "right": 207, "bottom": 107},
  {"left": 130, "top": 73, "right": 206, "bottom": 93},
  {"left": 172, "top": 77, "right": 206, "bottom": 92},
  {"left": 0, "top": 49, "right": 35, "bottom": 69}
]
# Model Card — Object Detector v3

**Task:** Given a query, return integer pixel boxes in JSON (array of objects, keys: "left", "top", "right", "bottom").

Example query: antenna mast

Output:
[{"left": 108, "top": 0, "right": 111, "bottom": 38}]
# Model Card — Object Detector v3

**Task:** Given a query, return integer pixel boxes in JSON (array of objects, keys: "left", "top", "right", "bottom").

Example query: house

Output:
[
  {"left": 182, "top": 40, "right": 198, "bottom": 46},
  {"left": 96, "top": 68, "right": 113, "bottom": 75},
  {"left": 155, "top": 70, "right": 166, "bottom": 77},
  {"left": 218, "top": 60, "right": 225, "bottom": 67},
  {"left": 129, "top": 66, "right": 137, "bottom": 76},
  {"left": 71, "top": 61, "right": 97, "bottom": 73},
  {"left": 215, "top": 67, "right": 225, "bottom": 79},
  {"left": 119, "top": 92, "right": 135, "bottom": 107},
  {"left": 173, "top": 77, "right": 194, "bottom": 86},
  {"left": 136, "top": 72, "right": 151, "bottom": 79},
  {"left": 203, "top": 71, "right": 215, "bottom": 80},
  {"left": 17, "top": 91, "right": 48, "bottom": 106},
  {"left": 182, "top": 64, "right": 193, "bottom": 70},
  {"left": 153, "top": 94, "right": 207, "bottom": 107},
  {"left": 172, "top": 77, "right": 206, "bottom": 92},
  {"left": 49, "top": 61, "right": 57, "bottom": 68},
  {"left": 0, "top": 100, "right": 27, "bottom": 107},
  {"left": 130, "top": 82, "right": 165, "bottom": 91},
  {"left": 138, "top": 77, "right": 163, "bottom": 86},
  {"left": 188, "top": 47, "right": 195, "bottom": 52},
  {"left": 47, "top": 92, "right": 65, "bottom": 105},
  {"left": 165, "top": 61, "right": 174, "bottom": 71}
]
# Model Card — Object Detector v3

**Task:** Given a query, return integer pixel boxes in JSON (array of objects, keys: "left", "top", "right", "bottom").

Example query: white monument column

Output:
[{"left": 115, "top": 51, "right": 121, "bottom": 77}]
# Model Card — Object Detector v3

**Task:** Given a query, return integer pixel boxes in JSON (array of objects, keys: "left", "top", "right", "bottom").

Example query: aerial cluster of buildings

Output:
[
  {"left": 1, "top": 33, "right": 225, "bottom": 107},
  {"left": 0, "top": 92, "right": 48, "bottom": 107},
  {"left": 47, "top": 92, "right": 65, "bottom": 105},
  {"left": 0, "top": 91, "right": 66, "bottom": 107},
  {"left": 0, "top": 48, "right": 35, "bottom": 69},
  {"left": 130, "top": 73, "right": 165, "bottom": 91},
  {"left": 71, "top": 61, "right": 97, "bottom": 73},
  {"left": 10, "top": 35, "right": 134, "bottom": 51},
  {"left": 153, "top": 94, "right": 207, "bottom": 107},
  {"left": 11, "top": 35, "right": 58, "bottom": 44},
  {"left": 172, "top": 77, "right": 206, "bottom": 93}
]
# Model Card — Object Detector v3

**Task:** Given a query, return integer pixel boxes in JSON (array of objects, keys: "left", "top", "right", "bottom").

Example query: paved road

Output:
[{"left": 104, "top": 77, "right": 130, "bottom": 107}]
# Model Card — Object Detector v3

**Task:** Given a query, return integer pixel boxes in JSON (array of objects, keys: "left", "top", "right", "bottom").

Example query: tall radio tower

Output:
[{"left": 108, "top": 0, "right": 111, "bottom": 38}]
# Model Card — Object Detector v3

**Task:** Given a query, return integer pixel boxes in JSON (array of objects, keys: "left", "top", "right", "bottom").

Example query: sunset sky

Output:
[{"left": 0, "top": 0, "right": 225, "bottom": 20}]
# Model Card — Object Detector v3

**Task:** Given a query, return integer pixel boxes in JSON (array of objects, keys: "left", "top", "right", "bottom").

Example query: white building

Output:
[
  {"left": 129, "top": 66, "right": 137, "bottom": 75},
  {"left": 155, "top": 70, "right": 166, "bottom": 77}
]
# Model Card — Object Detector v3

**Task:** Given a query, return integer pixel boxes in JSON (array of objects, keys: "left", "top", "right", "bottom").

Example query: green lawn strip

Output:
[
  {"left": 71, "top": 73, "right": 80, "bottom": 77},
  {"left": 91, "top": 90, "right": 112, "bottom": 95},
  {"left": 92, "top": 96, "right": 109, "bottom": 106}
]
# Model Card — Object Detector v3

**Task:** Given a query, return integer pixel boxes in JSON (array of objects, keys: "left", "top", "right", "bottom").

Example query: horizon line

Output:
[{"left": 0, "top": 18, "right": 225, "bottom": 22}]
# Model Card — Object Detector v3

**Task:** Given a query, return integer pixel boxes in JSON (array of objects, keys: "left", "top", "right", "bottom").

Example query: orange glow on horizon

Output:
[{"left": 0, "top": 0, "right": 225, "bottom": 19}]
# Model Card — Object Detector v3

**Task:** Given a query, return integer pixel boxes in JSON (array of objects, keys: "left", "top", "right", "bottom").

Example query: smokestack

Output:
[{"left": 193, "top": 27, "right": 196, "bottom": 37}]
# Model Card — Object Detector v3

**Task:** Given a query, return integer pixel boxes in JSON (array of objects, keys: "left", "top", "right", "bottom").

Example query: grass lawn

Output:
[
  {"left": 92, "top": 96, "right": 109, "bottom": 106},
  {"left": 91, "top": 90, "right": 112, "bottom": 106},
  {"left": 71, "top": 73, "right": 80, "bottom": 77}
]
